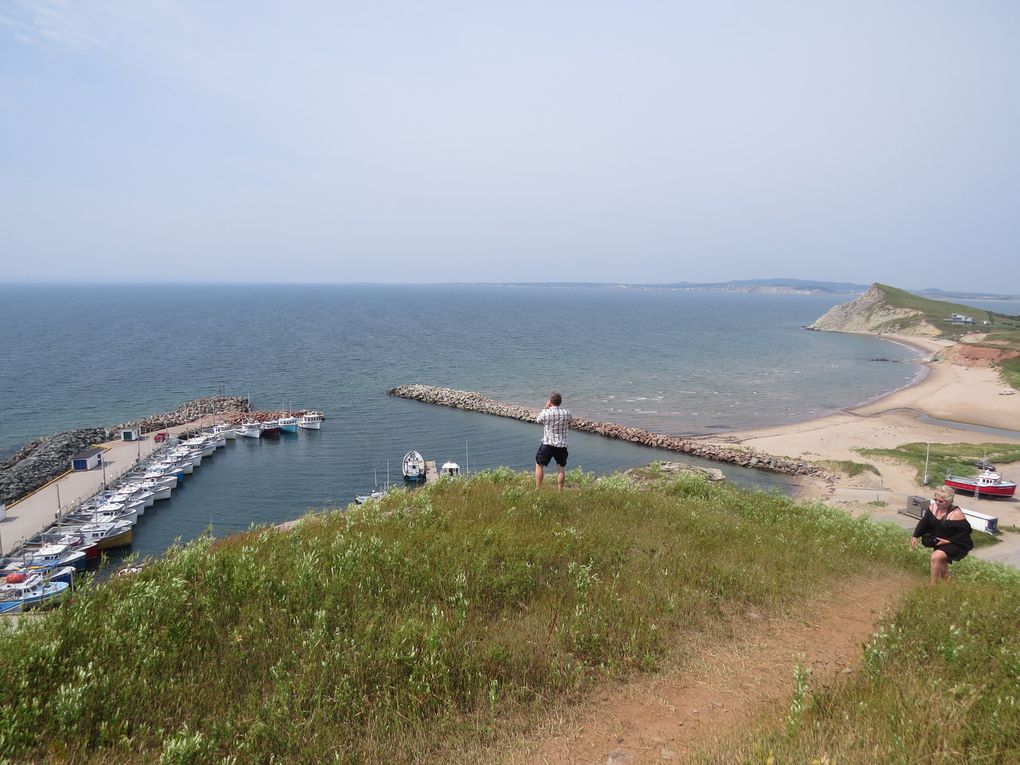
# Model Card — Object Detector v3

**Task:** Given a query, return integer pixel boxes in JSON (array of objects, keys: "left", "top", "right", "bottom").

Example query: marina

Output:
[{"left": 0, "top": 410, "right": 326, "bottom": 568}]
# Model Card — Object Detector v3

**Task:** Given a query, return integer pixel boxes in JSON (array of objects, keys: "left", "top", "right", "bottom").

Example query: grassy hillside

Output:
[
  {"left": 2, "top": 470, "right": 1019, "bottom": 764},
  {"left": 876, "top": 283, "right": 1020, "bottom": 338}
]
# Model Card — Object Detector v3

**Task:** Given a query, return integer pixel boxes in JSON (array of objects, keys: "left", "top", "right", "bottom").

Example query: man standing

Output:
[{"left": 535, "top": 391, "right": 573, "bottom": 491}]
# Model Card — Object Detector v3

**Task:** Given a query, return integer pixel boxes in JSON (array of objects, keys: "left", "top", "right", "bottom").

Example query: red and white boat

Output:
[{"left": 944, "top": 470, "right": 1017, "bottom": 498}]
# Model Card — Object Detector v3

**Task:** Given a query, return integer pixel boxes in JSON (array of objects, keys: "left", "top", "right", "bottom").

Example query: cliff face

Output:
[{"left": 807, "top": 284, "right": 941, "bottom": 336}]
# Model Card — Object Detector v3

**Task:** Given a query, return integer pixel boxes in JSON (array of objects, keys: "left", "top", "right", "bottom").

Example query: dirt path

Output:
[{"left": 489, "top": 571, "right": 915, "bottom": 765}]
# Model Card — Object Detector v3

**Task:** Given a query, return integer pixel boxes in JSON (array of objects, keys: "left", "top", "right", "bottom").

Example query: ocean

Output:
[{"left": 0, "top": 283, "right": 928, "bottom": 561}]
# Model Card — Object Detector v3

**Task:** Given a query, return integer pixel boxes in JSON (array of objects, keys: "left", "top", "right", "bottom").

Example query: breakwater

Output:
[
  {"left": 1, "top": 396, "right": 251, "bottom": 506},
  {"left": 109, "top": 395, "right": 249, "bottom": 434},
  {"left": 387, "top": 384, "right": 831, "bottom": 479}
]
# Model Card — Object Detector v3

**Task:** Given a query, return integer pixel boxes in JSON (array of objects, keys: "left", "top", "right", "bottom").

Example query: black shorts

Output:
[
  {"left": 536, "top": 444, "right": 568, "bottom": 467},
  {"left": 933, "top": 543, "right": 970, "bottom": 563}
]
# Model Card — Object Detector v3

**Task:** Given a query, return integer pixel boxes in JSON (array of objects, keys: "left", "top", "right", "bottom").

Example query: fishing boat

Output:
[
  {"left": 67, "top": 520, "right": 134, "bottom": 551},
  {"left": 1, "top": 542, "right": 87, "bottom": 573},
  {"left": 402, "top": 450, "right": 426, "bottom": 482},
  {"left": 944, "top": 470, "right": 1017, "bottom": 498},
  {"left": 277, "top": 414, "right": 298, "bottom": 433},
  {"left": 298, "top": 411, "right": 324, "bottom": 430},
  {"left": 260, "top": 419, "right": 281, "bottom": 438},
  {"left": 212, "top": 423, "right": 237, "bottom": 440},
  {"left": 0, "top": 572, "right": 71, "bottom": 613},
  {"left": 238, "top": 421, "right": 262, "bottom": 439}
]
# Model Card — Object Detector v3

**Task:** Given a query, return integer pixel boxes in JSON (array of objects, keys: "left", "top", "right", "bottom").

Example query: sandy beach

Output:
[{"left": 718, "top": 333, "right": 1020, "bottom": 566}]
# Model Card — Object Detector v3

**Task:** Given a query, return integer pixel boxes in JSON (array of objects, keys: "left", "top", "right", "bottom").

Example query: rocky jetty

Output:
[
  {"left": 0, "top": 428, "right": 108, "bottom": 505},
  {"left": 388, "top": 385, "right": 831, "bottom": 479},
  {"left": 1, "top": 396, "right": 251, "bottom": 506},
  {"left": 109, "top": 395, "right": 249, "bottom": 434}
]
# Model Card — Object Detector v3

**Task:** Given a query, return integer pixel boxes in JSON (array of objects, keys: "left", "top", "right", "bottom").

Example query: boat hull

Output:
[{"left": 944, "top": 477, "right": 1016, "bottom": 497}]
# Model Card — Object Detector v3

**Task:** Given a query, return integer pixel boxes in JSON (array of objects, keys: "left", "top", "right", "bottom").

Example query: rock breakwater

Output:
[
  {"left": 388, "top": 384, "right": 831, "bottom": 479},
  {"left": 0, "top": 428, "right": 109, "bottom": 505},
  {"left": 109, "top": 395, "right": 249, "bottom": 434}
]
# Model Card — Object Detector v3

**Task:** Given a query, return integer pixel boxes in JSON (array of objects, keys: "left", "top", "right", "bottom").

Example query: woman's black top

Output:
[{"left": 914, "top": 505, "right": 974, "bottom": 554}]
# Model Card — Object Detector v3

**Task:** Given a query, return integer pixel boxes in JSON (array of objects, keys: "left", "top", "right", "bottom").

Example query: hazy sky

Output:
[{"left": 2, "top": 1, "right": 1018, "bottom": 290}]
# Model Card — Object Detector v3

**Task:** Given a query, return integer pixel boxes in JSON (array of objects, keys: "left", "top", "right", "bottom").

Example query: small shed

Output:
[
  {"left": 71, "top": 448, "right": 103, "bottom": 471},
  {"left": 121, "top": 428, "right": 141, "bottom": 442}
]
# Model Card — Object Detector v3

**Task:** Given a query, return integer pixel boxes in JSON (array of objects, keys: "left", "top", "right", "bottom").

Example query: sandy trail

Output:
[{"left": 486, "top": 572, "right": 914, "bottom": 765}]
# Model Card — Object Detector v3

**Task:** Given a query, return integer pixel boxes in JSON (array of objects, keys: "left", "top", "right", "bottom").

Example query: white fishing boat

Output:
[
  {"left": 0, "top": 572, "right": 71, "bottom": 613},
  {"left": 298, "top": 411, "right": 324, "bottom": 430},
  {"left": 75, "top": 520, "right": 134, "bottom": 550},
  {"left": 402, "top": 450, "right": 426, "bottom": 483},
  {"left": 183, "top": 435, "right": 216, "bottom": 457},
  {"left": 1, "top": 543, "right": 86, "bottom": 573},
  {"left": 238, "top": 421, "right": 262, "bottom": 439},
  {"left": 212, "top": 423, "right": 237, "bottom": 440}
]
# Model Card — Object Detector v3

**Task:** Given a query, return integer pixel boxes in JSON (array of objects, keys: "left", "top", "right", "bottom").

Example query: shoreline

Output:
[{"left": 715, "top": 332, "right": 1020, "bottom": 566}]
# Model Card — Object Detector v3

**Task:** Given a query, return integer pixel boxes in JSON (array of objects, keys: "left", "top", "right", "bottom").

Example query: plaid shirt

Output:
[{"left": 536, "top": 406, "right": 572, "bottom": 447}]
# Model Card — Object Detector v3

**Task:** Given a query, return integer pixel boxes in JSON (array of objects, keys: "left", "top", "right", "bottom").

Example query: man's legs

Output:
[
  {"left": 535, "top": 462, "right": 545, "bottom": 489},
  {"left": 556, "top": 464, "right": 565, "bottom": 491}
]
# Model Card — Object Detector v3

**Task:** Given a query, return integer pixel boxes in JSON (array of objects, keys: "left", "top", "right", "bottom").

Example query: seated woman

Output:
[{"left": 910, "top": 485, "right": 973, "bottom": 585}]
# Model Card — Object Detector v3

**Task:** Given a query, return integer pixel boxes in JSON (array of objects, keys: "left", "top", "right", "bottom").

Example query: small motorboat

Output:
[
  {"left": 944, "top": 470, "right": 1017, "bottom": 498},
  {"left": 439, "top": 461, "right": 462, "bottom": 477},
  {"left": 402, "top": 450, "right": 426, "bottom": 483},
  {"left": 277, "top": 415, "right": 298, "bottom": 433}
]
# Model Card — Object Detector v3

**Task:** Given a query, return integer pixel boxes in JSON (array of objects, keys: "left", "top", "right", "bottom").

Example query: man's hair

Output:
[{"left": 550, "top": 391, "right": 562, "bottom": 406}]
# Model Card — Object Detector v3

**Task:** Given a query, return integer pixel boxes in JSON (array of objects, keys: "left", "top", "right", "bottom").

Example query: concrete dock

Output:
[
  {"left": 0, "top": 415, "right": 223, "bottom": 558},
  {"left": 424, "top": 460, "right": 439, "bottom": 484}
]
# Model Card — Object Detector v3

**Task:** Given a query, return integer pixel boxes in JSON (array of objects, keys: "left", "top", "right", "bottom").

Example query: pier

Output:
[
  {"left": 1, "top": 415, "right": 225, "bottom": 557},
  {"left": 424, "top": 460, "right": 439, "bottom": 484}
]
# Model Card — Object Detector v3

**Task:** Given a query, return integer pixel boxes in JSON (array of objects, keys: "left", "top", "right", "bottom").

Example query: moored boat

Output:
[
  {"left": 238, "top": 421, "right": 262, "bottom": 439},
  {"left": 0, "top": 572, "right": 71, "bottom": 613},
  {"left": 260, "top": 419, "right": 281, "bottom": 437},
  {"left": 212, "top": 423, "right": 237, "bottom": 440},
  {"left": 298, "top": 411, "right": 324, "bottom": 430},
  {"left": 440, "top": 461, "right": 462, "bottom": 477},
  {"left": 402, "top": 450, "right": 426, "bottom": 482},
  {"left": 944, "top": 470, "right": 1016, "bottom": 498},
  {"left": 278, "top": 415, "right": 298, "bottom": 433}
]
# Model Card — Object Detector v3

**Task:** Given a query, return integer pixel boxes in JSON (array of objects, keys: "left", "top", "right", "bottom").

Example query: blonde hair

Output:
[{"left": 934, "top": 485, "right": 956, "bottom": 503}]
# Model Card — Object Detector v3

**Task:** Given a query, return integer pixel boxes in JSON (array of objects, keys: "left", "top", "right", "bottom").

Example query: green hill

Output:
[
  {"left": 810, "top": 283, "right": 1020, "bottom": 338},
  {"left": 3, "top": 470, "right": 1019, "bottom": 763}
]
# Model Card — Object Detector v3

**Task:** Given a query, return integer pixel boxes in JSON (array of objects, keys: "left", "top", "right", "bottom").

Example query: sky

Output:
[{"left": 1, "top": 1, "right": 1018, "bottom": 290}]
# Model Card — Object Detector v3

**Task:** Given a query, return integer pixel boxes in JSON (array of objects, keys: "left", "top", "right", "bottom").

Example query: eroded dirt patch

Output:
[{"left": 485, "top": 571, "right": 915, "bottom": 765}]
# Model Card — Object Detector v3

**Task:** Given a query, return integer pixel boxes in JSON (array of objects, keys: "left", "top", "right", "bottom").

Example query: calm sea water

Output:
[{"left": 0, "top": 284, "right": 926, "bottom": 561}]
